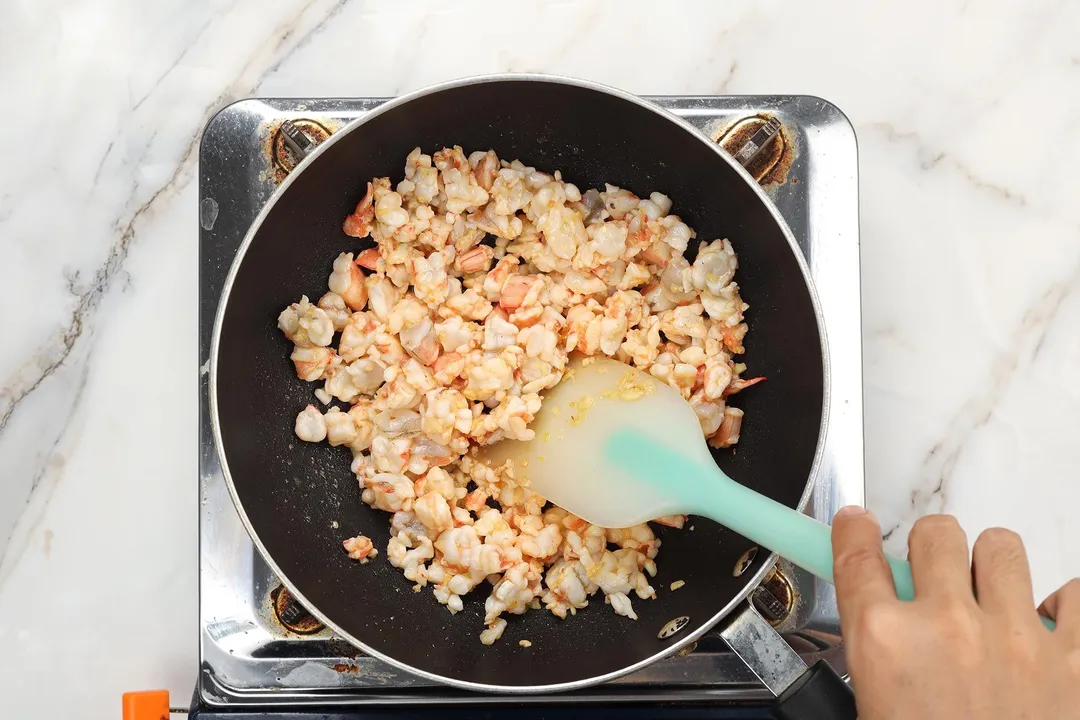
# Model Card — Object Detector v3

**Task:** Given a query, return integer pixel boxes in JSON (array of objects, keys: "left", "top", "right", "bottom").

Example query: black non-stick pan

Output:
[{"left": 211, "top": 75, "right": 845, "bottom": 713}]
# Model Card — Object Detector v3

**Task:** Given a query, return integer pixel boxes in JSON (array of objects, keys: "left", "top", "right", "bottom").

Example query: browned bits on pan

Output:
[
  {"left": 715, "top": 115, "right": 794, "bottom": 186},
  {"left": 332, "top": 662, "right": 360, "bottom": 674},
  {"left": 270, "top": 584, "right": 324, "bottom": 634},
  {"left": 266, "top": 119, "right": 333, "bottom": 183},
  {"left": 733, "top": 546, "right": 758, "bottom": 577},
  {"left": 752, "top": 567, "right": 797, "bottom": 625}
]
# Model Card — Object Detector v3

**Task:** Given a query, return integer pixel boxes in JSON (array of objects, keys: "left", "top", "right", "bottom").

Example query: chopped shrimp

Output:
[
  {"left": 290, "top": 346, "right": 336, "bottom": 381},
  {"left": 366, "top": 472, "right": 415, "bottom": 512},
  {"left": 343, "top": 534, "right": 378, "bottom": 563},
  {"left": 455, "top": 245, "right": 494, "bottom": 274},
  {"left": 703, "top": 357, "right": 734, "bottom": 400},
  {"left": 338, "top": 312, "right": 380, "bottom": 362},
  {"left": 499, "top": 275, "right": 542, "bottom": 312},
  {"left": 719, "top": 322, "right": 749, "bottom": 354},
  {"left": 279, "top": 146, "right": 761, "bottom": 643},
  {"left": 278, "top": 295, "right": 334, "bottom": 347},
  {"left": 324, "top": 407, "right": 358, "bottom": 447},
  {"left": 470, "top": 149, "right": 500, "bottom": 191},
  {"left": 328, "top": 253, "right": 369, "bottom": 311},
  {"left": 710, "top": 406, "right": 745, "bottom": 448},
  {"left": 355, "top": 248, "right": 381, "bottom": 271},
  {"left": 482, "top": 256, "right": 520, "bottom": 301},
  {"left": 317, "top": 292, "right": 351, "bottom": 331},
  {"left": 415, "top": 491, "right": 454, "bottom": 534},
  {"left": 690, "top": 391, "right": 724, "bottom": 436},
  {"left": 294, "top": 405, "right": 326, "bottom": 442},
  {"left": 365, "top": 276, "right": 400, "bottom": 322},
  {"left": 479, "top": 618, "right": 507, "bottom": 645}
]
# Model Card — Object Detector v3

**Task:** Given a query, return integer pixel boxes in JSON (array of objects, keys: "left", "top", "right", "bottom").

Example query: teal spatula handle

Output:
[{"left": 606, "top": 430, "right": 1056, "bottom": 631}]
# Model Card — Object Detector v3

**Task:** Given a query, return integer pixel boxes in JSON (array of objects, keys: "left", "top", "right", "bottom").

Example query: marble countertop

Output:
[{"left": 2, "top": 0, "right": 1078, "bottom": 717}]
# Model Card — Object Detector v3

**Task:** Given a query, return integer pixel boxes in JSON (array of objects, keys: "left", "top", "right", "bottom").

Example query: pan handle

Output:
[{"left": 719, "top": 602, "right": 857, "bottom": 720}]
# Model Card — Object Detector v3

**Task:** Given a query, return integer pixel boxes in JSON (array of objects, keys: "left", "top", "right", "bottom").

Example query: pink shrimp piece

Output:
[
  {"left": 432, "top": 352, "right": 463, "bottom": 374},
  {"left": 652, "top": 515, "right": 687, "bottom": 529},
  {"left": 639, "top": 240, "right": 671, "bottom": 267},
  {"left": 464, "top": 489, "right": 490, "bottom": 513},
  {"left": 709, "top": 407, "right": 744, "bottom": 448},
  {"left": 499, "top": 275, "right": 536, "bottom": 310},
  {"left": 343, "top": 535, "right": 378, "bottom": 563},
  {"left": 342, "top": 182, "right": 375, "bottom": 238},
  {"left": 562, "top": 515, "right": 589, "bottom": 533},
  {"left": 473, "top": 151, "right": 499, "bottom": 191},
  {"left": 410, "top": 333, "right": 440, "bottom": 366},
  {"left": 509, "top": 304, "right": 543, "bottom": 328},
  {"left": 356, "top": 248, "right": 381, "bottom": 271},
  {"left": 455, "top": 246, "right": 494, "bottom": 274},
  {"left": 722, "top": 375, "right": 766, "bottom": 398},
  {"left": 720, "top": 323, "right": 749, "bottom": 354}
]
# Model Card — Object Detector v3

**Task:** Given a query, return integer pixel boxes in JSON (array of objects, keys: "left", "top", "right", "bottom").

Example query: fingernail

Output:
[{"left": 835, "top": 505, "right": 868, "bottom": 518}]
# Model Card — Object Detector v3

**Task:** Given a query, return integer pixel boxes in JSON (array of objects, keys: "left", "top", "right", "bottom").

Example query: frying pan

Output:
[{"left": 210, "top": 75, "right": 843, "bottom": 709}]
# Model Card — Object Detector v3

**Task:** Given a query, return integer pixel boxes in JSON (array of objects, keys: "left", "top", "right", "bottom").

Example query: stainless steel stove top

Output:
[{"left": 197, "top": 95, "right": 863, "bottom": 709}]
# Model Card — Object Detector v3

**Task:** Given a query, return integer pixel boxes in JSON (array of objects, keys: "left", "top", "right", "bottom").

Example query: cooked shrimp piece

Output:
[
  {"left": 338, "top": 312, "right": 380, "bottom": 362},
  {"left": 365, "top": 275, "right": 400, "bottom": 322},
  {"left": 479, "top": 618, "right": 507, "bottom": 645},
  {"left": 366, "top": 472, "right": 415, "bottom": 512},
  {"left": 415, "top": 491, "right": 454, "bottom": 534},
  {"left": 324, "top": 407, "right": 358, "bottom": 447},
  {"left": 294, "top": 405, "right": 327, "bottom": 442},
  {"left": 435, "top": 525, "right": 481, "bottom": 573},
  {"left": 470, "top": 150, "right": 500, "bottom": 191},
  {"left": 455, "top": 245, "right": 494, "bottom": 274},
  {"left": 400, "top": 317, "right": 440, "bottom": 365},
  {"left": 278, "top": 295, "right": 334, "bottom": 347},
  {"left": 481, "top": 256, "right": 520, "bottom": 301},
  {"left": 519, "top": 523, "right": 562, "bottom": 560},
  {"left": 710, "top": 406, "right": 745, "bottom": 448},
  {"left": 498, "top": 275, "right": 537, "bottom": 310},
  {"left": 290, "top": 345, "right": 336, "bottom": 381},
  {"left": 327, "top": 254, "right": 368, "bottom": 312},
  {"left": 343, "top": 534, "right": 378, "bottom": 563}
]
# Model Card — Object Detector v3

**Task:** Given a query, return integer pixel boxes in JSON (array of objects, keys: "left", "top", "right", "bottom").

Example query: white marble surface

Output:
[{"left": 2, "top": 0, "right": 1079, "bottom": 716}]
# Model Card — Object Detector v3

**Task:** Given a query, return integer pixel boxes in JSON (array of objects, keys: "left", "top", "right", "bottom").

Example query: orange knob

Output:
[{"left": 121, "top": 689, "right": 170, "bottom": 720}]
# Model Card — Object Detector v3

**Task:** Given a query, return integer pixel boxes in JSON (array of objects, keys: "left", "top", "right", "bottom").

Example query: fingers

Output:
[
  {"left": 908, "top": 514, "right": 973, "bottom": 602},
  {"left": 972, "top": 528, "right": 1035, "bottom": 621},
  {"left": 832, "top": 506, "right": 898, "bottom": 624},
  {"left": 1039, "top": 578, "right": 1080, "bottom": 643}
]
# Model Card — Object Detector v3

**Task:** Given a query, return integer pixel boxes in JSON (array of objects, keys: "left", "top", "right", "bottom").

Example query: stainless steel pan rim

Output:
[{"left": 208, "top": 72, "right": 833, "bottom": 694}]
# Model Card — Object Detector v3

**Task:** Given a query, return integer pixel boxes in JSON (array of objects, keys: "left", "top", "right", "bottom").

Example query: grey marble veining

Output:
[{"left": 1, "top": 0, "right": 1078, "bottom": 717}]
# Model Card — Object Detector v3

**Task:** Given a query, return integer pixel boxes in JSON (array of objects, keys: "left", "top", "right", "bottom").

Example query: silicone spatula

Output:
[{"left": 479, "top": 356, "right": 1055, "bottom": 630}]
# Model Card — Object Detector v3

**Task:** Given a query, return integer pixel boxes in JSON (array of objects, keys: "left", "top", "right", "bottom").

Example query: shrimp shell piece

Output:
[{"left": 342, "top": 182, "right": 375, "bottom": 238}]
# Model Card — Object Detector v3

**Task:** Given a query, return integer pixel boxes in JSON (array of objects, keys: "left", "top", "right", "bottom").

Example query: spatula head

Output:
[{"left": 478, "top": 357, "right": 712, "bottom": 528}]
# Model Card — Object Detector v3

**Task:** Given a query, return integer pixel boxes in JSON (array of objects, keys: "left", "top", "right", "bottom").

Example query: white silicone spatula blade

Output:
[
  {"left": 477, "top": 357, "right": 709, "bottom": 527},
  {"left": 477, "top": 357, "right": 947, "bottom": 626}
]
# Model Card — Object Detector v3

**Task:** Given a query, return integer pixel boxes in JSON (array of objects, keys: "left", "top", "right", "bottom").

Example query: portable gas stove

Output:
[{"left": 194, "top": 94, "right": 862, "bottom": 718}]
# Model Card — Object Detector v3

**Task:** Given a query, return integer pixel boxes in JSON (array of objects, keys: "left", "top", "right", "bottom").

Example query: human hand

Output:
[{"left": 831, "top": 507, "right": 1080, "bottom": 720}]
